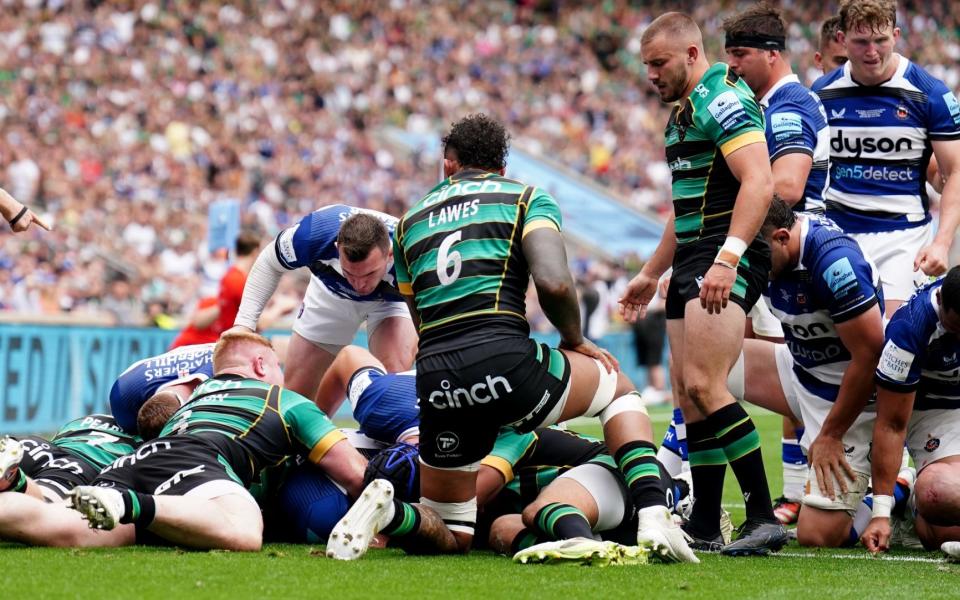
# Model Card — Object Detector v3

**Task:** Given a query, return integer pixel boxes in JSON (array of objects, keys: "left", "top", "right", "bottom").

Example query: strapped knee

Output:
[
  {"left": 595, "top": 392, "right": 648, "bottom": 426},
  {"left": 419, "top": 496, "right": 478, "bottom": 536}
]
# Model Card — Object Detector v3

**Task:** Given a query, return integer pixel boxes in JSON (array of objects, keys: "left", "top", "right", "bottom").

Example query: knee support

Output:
[{"left": 419, "top": 496, "right": 478, "bottom": 536}]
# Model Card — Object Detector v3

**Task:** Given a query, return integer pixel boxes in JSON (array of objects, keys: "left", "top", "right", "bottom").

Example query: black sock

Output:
[
  {"left": 532, "top": 503, "right": 594, "bottom": 540},
  {"left": 615, "top": 441, "right": 667, "bottom": 510},
  {"left": 686, "top": 420, "right": 726, "bottom": 537},
  {"left": 658, "top": 461, "right": 689, "bottom": 512},
  {"left": 10, "top": 470, "right": 27, "bottom": 493},
  {"left": 706, "top": 403, "right": 776, "bottom": 522},
  {"left": 119, "top": 489, "right": 156, "bottom": 527},
  {"left": 381, "top": 499, "right": 421, "bottom": 538},
  {"left": 510, "top": 528, "right": 544, "bottom": 553}
]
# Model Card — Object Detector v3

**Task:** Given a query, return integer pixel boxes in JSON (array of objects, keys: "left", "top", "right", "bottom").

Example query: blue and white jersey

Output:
[
  {"left": 109, "top": 343, "right": 214, "bottom": 433},
  {"left": 876, "top": 279, "right": 960, "bottom": 409},
  {"left": 813, "top": 56, "right": 960, "bottom": 233},
  {"left": 766, "top": 214, "right": 883, "bottom": 401},
  {"left": 346, "top": 367, "right": 419, "bottom": 443},
  {"left": 274, "top": 204, "right": 402, "bottom": 302},
  {"left": 760, "top": 74, "right": 830, "bottom": 213}
]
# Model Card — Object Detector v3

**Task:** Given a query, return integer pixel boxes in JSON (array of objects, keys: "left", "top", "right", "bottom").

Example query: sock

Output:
[
  {"left": 615, "top": 441, "right": 667, "bottom": 510},
  {"left": 686, "top": 420, "right": 726, "bottom": 536},
  {"left": 706, "top": 403, "right": 776, "bottom": 522},
  {"left": 119, "top": 490, "right": 156, "bottom": 527},
  {"left": 781, "top": 437, "right": 807, "bottom": 501},
  {"left": 510, "top": 528, "right": 543, "bottom": 553},
  {"left": 533, "top": 503, "right": 594, "bottom": 540},
  {"left": 10, "top": 470, "right": 27, "bottom": 493},
  {"left": 381, "top": 499, "right": 421, "bottom": 537},
  {"left": 659, "top": 461, "right": 689, "bottom": 512},
  {"left": 657, "top": 408, "right": 686, "bottom": 478},
  {"left": 893, "top": 476, "right": 911, "bottom": 516}
]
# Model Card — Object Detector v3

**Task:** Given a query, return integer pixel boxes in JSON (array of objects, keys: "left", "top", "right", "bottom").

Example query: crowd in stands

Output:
[{"left": 0, "top": 0, "right": 957, "bottom": 328}]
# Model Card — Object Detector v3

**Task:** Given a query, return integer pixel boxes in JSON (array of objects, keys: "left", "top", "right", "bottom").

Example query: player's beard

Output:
[{"left": 657, "top": 65, "right": 688, "bottom": 103}]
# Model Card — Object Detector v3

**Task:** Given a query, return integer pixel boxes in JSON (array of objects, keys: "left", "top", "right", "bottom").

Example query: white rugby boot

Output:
[
  {"left": 637, "top": 504, "right": 700, "bottom": 563},
  {"left": 326, "top": 479, "right": 395, "bottom": 560},
  {"left": 70, "top": 486, "right": 125, "bottom": 530},
  {"left": 0, "top": 437, "right": 23, "bottom": 492}
]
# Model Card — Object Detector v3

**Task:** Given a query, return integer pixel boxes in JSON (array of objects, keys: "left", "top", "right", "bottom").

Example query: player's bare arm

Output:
[
  {"left": 771, "top": 153, "right": 814, "bottom": 207},
  {"left": 916, "top": 139, "right": 960, "bottom": 275},
  {"left": 620, "top": 217, "right": 677, "bottom": 323},
  {"left": 808, "top": 305, "right": 884, "bottom": 499}
]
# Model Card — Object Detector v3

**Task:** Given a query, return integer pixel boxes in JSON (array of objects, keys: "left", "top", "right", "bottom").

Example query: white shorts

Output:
[
  {"left": 906, "top": 408, "right": 960, "bottom": 472},
  {"left": 557, "top": 463, "right": 628, "bottom": 532},
  {"left": 774, "top": 344, "right": 874, "bottom": 512},
  {"left": 850, "top": 225, "right": 931, "bottom": 303},
  {"left": 748, "top": 299, "right": 784, "bottom": 339},
  {"left": 292, "top": 277, "right": 411, "bottom": 353}
]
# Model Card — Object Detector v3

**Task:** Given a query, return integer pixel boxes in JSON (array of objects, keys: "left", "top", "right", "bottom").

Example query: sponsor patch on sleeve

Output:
[
  {"left": 878, "top": 340, "right": 915, "bottom": 383},
  {"left": 823, "top": 256, "right": 857, "bottom": 296},
  {"left": 771, "top": 111, "right": 803, "bottom": 142},
  {"left": 277, "top": 223, "right": 300, "bottom": 265},
  {"left": 707, "top": 91, "right": 748, "bottom": 130},
  {"left": 943, "top": 91, "right": 960, "bottom": 126},
  {"left": 347, "top": 369, "right": 375, "bottom": 404}
]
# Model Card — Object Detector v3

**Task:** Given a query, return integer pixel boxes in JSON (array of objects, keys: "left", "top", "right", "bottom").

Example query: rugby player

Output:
[
  {"left": 620, "top": 12, "right": 786, "bottom": 555},
  {"left": 328, "top": 113, "right": 696, "bottom": 563},
  {"left": 722, "top": 3, "right": 833, "bottom": 526},
  {"left": 232, "top": 205, "right": 417, "bottom": 400},
  {"left": 109, "top": 342, "right": 214, "bottom": 434},
  {"left": 731, "top": 197, "right": 889, "bottom": 547},
  {"left": 862, "top": 267, "right": 960, "bottom": 555},
  {"left": 69, "top": 330, "right": 368, "bottom": 551},
  {"left": 814, "top": 17, "right": 848, "bottom": 75},
  {"left": 813, "top": 0, "right": 960, "bottom": 318}
]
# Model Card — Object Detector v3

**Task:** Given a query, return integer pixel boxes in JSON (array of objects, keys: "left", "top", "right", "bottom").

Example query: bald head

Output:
[
  {"left": 641, "top": 12, "right": 704, "bottom": 50},
  {"left": 213, "top": 329, "right": 284, "bottom": 386}
]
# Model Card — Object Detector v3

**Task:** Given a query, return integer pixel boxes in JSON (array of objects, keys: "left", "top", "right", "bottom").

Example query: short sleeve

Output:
[
  {"left": 480, "top": 427, "right": 537, "bottom": 482},
  {"left": 697, "top": 79, "right": 766, "bottom": 157},
  {"left": 281, "top": 390, "right": 347, "bottom": 463},
  {"left": 766, "top": 103, "right": 817, "bottom": 161},
  {"left": 875, "top": 306, "right": 925, "bottom": 392},
  {"left": 274, "top": 207, "right": 342, "bottom": 270},
  {"left": 812, "top": 246, "right": 879, "bottom": 323},
  {"left": 521, "top": 187, "right": 562, "bottom": 238},
  {"left": 926, "top": 81, "right": 960, "bottom": 140}
]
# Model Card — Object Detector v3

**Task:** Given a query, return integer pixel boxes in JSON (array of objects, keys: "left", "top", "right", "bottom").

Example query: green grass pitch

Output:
[{"left": 2, "top": 407, "right": 957, "bottom": 599}]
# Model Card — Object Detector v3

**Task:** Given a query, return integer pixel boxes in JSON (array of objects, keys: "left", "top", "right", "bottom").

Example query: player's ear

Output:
[
  {"left": 773, "top": 228, "right": 790, "bottom": 246},
  {"left": 254, "top": 355, "right": 266, "bottom": 377},
  {"left": 686, "top": 44, "right": 699, "bottom": 64},
  {"left": 814, "top": 51, "right": 823, "bottom": 69},
  {"left": 443, "top": 158, "right": 459, "bottom": 178}
]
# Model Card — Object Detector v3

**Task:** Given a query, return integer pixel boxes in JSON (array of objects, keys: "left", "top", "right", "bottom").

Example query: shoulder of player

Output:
[
  {"left": 900, "top": 59, "right": 949, "bottom": 94},
  {"left": 811, "top": 68, "right": 844, "bottom": 93}
]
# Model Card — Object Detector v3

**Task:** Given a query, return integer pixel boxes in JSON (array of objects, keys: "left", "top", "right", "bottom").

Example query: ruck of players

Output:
[{"left": 5, "top": 0, "right": 960, "bottom": 570}]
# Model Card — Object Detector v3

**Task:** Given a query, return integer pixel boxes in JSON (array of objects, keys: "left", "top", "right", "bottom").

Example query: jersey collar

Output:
[
  {"left": 759, "top": 73, "right": 800, "bottom": 107},
  {"left": 795, "top": 214, "right": 811, "bottom": 272}
]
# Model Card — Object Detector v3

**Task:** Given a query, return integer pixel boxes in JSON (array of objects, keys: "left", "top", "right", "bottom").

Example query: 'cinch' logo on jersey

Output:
[{"left": 428, "top": 376, "right": 513, "bottom": 410}]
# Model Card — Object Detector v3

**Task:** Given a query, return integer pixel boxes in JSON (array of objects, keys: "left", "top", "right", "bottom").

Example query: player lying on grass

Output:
[
  {"left": 863, "top": 268, "right": 960, "bottom": 557},
  {"left": 69, "top": 330, "right": 368, "bottom": 551}
]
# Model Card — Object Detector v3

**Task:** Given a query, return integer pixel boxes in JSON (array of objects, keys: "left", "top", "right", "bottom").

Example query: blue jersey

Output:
[
  {"left": 109, "top": 343, "right": 214, "bottom": 433},
  {"left": 766, "top": 214, "right": 883, "bottom": 401},
  {"left": 760, "top": 74, "right": 830, "bottom": 213},
  {"left": 346, "top": 367, "right": 419, "bottom": 443},
  {"left": 274, "top": 204, "right": 402, "bottom": 302},
  {"left": 876, "top": 279, "right": 960, "bottom": 409},
  {"left": 813, "top": 56, "right": 960, "bottom": 233}
]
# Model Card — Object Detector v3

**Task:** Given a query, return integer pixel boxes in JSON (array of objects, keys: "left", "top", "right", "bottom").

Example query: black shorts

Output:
[
  {"left": 665, "top": 239, "right": 771, "bottom": 319},
  {"left": 93, "top": 435, "right": 246, "bottom": 497},
  {"left": 417, "top": 338, "right": 571, "bottom": 469},
  {"left": 632, "top": 311, "right": 667, "bottom": 367},
  {"left": 15, "top": 436, "right": 100, "bottom": 500}
]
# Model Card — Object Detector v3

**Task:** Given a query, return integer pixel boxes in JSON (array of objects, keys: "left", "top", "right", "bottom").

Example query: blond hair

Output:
[
  {"left": 641, "top": 12, "right": 703, "bottom": 49},
  {"left": 839, "top": 0, "right": 897, "bottom": 34},
  {"left": 213, "top": 329, "right": 274, "bottom": 373}
]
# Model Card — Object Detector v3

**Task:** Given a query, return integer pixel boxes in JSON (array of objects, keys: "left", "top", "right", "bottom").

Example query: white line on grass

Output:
[{"left": 777, "top": 551, "right": 945, "bottom": 563}]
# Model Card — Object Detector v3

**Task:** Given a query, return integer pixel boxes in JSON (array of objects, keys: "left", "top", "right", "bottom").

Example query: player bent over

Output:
[
  {"left": 327, "top": 114, "right": 696, "bottom": 564},
  {"left": 863, "top": 269, "right": 960, "bottom": 557},
  {"left": 69, "top": 330, "right": 368, "bottom": 551},
  {"left": 732, "top": 198, "right": 889, "bottom": 547}
]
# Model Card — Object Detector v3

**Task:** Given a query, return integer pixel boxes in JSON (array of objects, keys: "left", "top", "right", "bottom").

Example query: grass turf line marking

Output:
[{"left": 777, "top": 551, "right": 945, "bottom": 563}]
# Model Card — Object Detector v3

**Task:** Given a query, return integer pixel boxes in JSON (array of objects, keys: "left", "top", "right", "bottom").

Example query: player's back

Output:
[
  {"left": 767, "top": 215, "right": 882, "bottom": 400},
  {"left": 814, "top": 57, "right": 960, "bottom": 232},
  {"left": 52, "top": 414, "right": 141, "bottom": 470},
  {"left": 395, "top": 170, "right": 561, "bottom": 355}
]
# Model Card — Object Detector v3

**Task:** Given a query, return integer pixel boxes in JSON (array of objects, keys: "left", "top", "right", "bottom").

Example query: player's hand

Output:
[
  {"left": 861, "top": 517, "right": 892, "bottom": 554},
  {"left": 657, "top": 273, "right": 671, "bottom": 300},
  {"left": 560, "top": 338, "right": 620, "bottom": 373},
  {"left": 699, "top": 263, "right": 736, "bottom": 315},
  {"left": 8, "top": 206, "right": 51, "bottom": 233},
  {"left": 808, "top": 434, "right": 856, "bottom": 500},
  {"left": 914, "top": 242, "right": 950, "bottom": 276},
  {"left": 618, "top": 271, "right": 659, "bottom": 323}
]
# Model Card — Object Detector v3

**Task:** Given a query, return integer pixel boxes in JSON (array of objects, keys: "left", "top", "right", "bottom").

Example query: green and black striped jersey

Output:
[
  {"left": 52, "top": 414, "right": 141, "bottom": 471},
  {"left": 159, "top": 374, "right": 345, "bottom": 487},
  {"left": 666, "top": 63, "right": 766, "bottom": 245},
  {"left": 394, "top": 169, "right": 563, "bottom": 354}
]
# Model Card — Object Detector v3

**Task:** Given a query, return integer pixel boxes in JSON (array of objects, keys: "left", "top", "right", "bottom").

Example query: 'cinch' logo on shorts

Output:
[{"left": 428, "top": 376, "right": 513, "bottom": 410}]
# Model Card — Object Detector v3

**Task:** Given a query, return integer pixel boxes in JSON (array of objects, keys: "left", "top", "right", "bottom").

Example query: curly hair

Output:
[
  {"left": 442, "top": 113, "right": 510, "bottom": 171},
  {"left": 839, "top": 0, "right": 897, "bottom": 34}
]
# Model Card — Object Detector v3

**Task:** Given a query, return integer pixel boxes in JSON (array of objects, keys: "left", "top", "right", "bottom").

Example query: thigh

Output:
[
  {"left": 283, "top": 332, "right": 336, "bottom": 399},
  {"left": 682, "top": 297, "right": 746, "bottom": 384},
  {"left": 906, "top": 409, "right": 960, "bottom": 472},
  {"left": 367, "top": 311, "right": 417, "bottom": 372},
  {"left": 851, "top": 227, "right": 931, "bottom": 304},
  {"left": 739, "top": 339, "right": 792, "bottom": 417}
]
